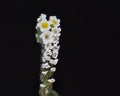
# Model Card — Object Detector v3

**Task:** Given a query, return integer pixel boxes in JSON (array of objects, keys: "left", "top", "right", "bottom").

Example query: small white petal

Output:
[
  {"left": 42, "top": 71, "right": 48, "bottom": 75},
  {"left": 46, "top": 56, "right": 51, "bottom": 61},
  {"left": 42, "top": 63, "right": 50, "bottom": 69},
  {"left": 48, "top": 78, "right": 55, "bottom": 83},
  {"left": 50, "top": 67, "right": 56, "bottom": 72},
  {"left": 37, "top": 18, "right": 41, "bottom": 22},
  {"left": 40, "top": 84, "right": 46, "bottom": 88},
  {"left": 39, "top": 14, "right": 47, "bottom": 19},
  {"left": 52, "top": 52, "right": 58, "bottom": 58},
  {"left": 50, "top": 59, "right": 58, "bottom": 65},
  {"left": 53, "top": 36, "right": 59, "bottom": 44},
  {"left": 43, "top": 51, "right": 48, "bottom": 57},
  {"left": 42, "top": 56, "right": 46, "bottom": 62}
]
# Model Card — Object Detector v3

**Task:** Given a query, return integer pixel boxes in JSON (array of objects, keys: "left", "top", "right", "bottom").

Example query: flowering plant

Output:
[{"left": 35, "top": 14, "right": 61, "bottom": 96}]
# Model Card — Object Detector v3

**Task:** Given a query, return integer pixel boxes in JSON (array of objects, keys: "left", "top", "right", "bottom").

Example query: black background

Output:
[{"left": 0, "top": 0, "right": 117, "bottom": 96}]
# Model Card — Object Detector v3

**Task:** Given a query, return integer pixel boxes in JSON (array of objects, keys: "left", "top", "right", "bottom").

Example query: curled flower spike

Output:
[{"left": 35, "top": 13, "right": 61, "bottom": 96}]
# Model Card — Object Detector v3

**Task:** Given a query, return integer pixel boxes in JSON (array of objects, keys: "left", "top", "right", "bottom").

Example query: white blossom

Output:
[
  {"left": 42, "top": 53, "right": 51, "bottom": 61},
  {"left": 53, "top": 36, "right": 59, "bottom": 44},
  {"left": 49, "top": 16, "right": 60, "bottom": 27},
  {"left": 52, "top": 46, "right": 59, "bottom": 58},
  {"left": 47, "top": 50, "right": 52, "bottom": 56},
  {"left": 43, "top": 50, "right": 52, "bottom": 57},
  {"left": 52, "top": 51, "right": 58, "bottom": 58},
  {"left": 44, "top": 49, "right": 52, "bottom": 56},
  {"left": 53, "top": 45, "right": 60, "bottom": 52},
  {"left": 43, "top": 50, "right": 48, "bottom": 57},
  {"left": 48, "top": 78, "right": 55, "bottom": 83},
  {"left": 40, "top": 31, "right": 54, "bottom": 44},
  {"left": 50, "top": 59, "right": 58, "bottom": 65},
  {"left": 40, "top": 84, "right": 46, "bottom": 88},
  {"left": 42, "top": 71, "right": 48, "bottom": 75},
  {"left": 36, "top": 20, "right": 51, "bottom": 32},
  {"left": 45, "top": 43, "right": 53, "bottom": 50},
  {"left": 52, "top": 27, "right": 61, "bottom": 36},
  {"left": 42, "top": 56, "right": 46, "bottom": 62},
  {"left": 46, "top": 56, "right": 51, "bottom": 61},
  {"left": 39, "top": 14, "right": 47, "bottom": 20},
  {"left": 42, "top": 63, "right": 50, "bottom": 69},
  {"left": 37, "top": 14, "right": 47, "bottom": 27},
  {"left": 50, "top": 67, "right": 56, "bottom": 72}
]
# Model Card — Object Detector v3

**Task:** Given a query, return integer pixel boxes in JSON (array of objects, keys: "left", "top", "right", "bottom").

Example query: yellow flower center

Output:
[
  {"left": 41, "top": 22, "right": 49, "bottom": 28},
  {"left": 52, "top": 20, "right": 57, "bottom": 25}
]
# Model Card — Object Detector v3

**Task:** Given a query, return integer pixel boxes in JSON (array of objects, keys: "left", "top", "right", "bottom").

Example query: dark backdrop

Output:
[{"left": 0, "top": 0, "right": 116, "bottom": 96}]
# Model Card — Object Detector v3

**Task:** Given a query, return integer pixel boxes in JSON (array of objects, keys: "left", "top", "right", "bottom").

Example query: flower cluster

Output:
[{"left": 35, "top": 14, "right": 61, "bottom": 96}]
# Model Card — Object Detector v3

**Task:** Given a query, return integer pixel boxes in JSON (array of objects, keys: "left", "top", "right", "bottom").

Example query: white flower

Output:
[
  {"left": 53, "top": 43, "right": 58, "bottom": 47},
  {"left": 36, "top": 20, "right": 51, "bottom": 32},
  {"left": 50, "top": 59, "right": 58, "bottom": 65},
  {"left": 53, "top": 36, "right": 59, "bottom": 44},
  {"left": 52, "top": 45, "right": 59, "bottom": 58},
  {"left": 42, "top": 71, "right": 48, "bottom": 75},
  {"left": 42, "top": 56, "right": 47, "bottom": 62},
  {"left": 52, "top": 45, "right": 60, "bottom": 58},
  {"left": 53, "top": 44, "right": 60, "bottom": 51},
  {"left": 48, "top": 78, "right": 55, "bottom": 83},
  {"left": 43, "top": 50, "right": 52, "bottom": 57},
  {"left": 43, "top": 51, "right": 49, "bottom": 57},
  {"left": 37, "top": 14, "right": 47, "bottom": 22},
  {"left": 42, "top": 56, "right": 45, "bottom": 62},
  {"left": 44, "top": 49, "right": 52, "bottom": 55},
  {"left": 49, "top": 16, "right": 60, "bottom": 27},
  {"left": 42, "top": 51, "right": 51, "bottom": 62},
  {"left": 45, "top": 43, "right": 53, "bottom": 50},
  {"left": 40, "top": 31, "right": 54, "bottom": 44},
  {"left": 53, "top": 48, "right": 59, "bottom": 54},
  {"left": 50, "top": 67, "right": 56, "bottom": 72},
  {"left": 42, "top": 56, "right": 51, "bottom": 62},
  {"left": 45, "top": 56, "right": 51, "bottom": 61},
  {"left": 53, "top": 48, "right": 59, "bottom": 53},
  {"left": 40, "top": 84, "right": 46, "bottom": 88},
  {"left": 42, "top": 63, "right": 50, "bottom": 69},
  {"left": 52, "top": 27, "right": 61, "bottom": 36},
  {"left": 47, "top": 50, "right": 52, "bottom": 56},
  {"left": 39, "top": 14, "right": 47, "bottom": 20},
  {"left": 52, "top": 51, "right": 58, "bottom": 58}
]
